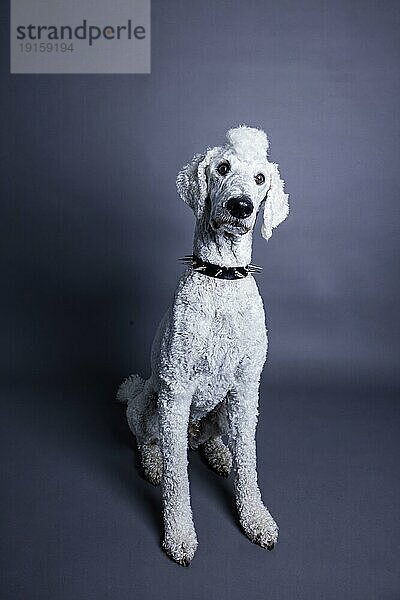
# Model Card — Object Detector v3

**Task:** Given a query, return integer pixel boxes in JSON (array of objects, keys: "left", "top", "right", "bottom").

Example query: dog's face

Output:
[
  {"left": 206, "top": 146, "right": 271, "bottom": 237},
  {"left": 177, "top": 126, "right": 289, "bottom": 240}
]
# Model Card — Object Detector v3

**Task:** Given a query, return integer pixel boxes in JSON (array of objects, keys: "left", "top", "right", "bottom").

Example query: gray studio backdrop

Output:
[{"left": 1, "top": 2, "right": 399, "bottom": 600}]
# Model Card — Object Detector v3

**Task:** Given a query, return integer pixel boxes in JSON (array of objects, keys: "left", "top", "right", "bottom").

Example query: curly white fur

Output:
[{"left": 117, "top": 125, "right": 289, "bottom": 565}]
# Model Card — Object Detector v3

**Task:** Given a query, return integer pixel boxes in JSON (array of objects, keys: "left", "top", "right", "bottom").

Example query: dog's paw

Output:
[
  {"left": 239, "top": 503, "right": 278, "bottom": 550},
  {"left": 201, "top": 437, "right": 233, "bottom": 478},
  {"left": 163, "top": 522, "right": 198, "bottom": 566},
  {"left": 139, "top": 443, "right": 163, "bottom": 486}
]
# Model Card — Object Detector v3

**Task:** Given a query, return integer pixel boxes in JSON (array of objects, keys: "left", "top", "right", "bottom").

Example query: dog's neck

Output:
[{"left": 193, "top": 219, "right": 253, "bottom": 268}]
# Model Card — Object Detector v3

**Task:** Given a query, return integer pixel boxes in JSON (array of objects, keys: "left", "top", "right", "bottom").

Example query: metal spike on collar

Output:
[
  {"left": 248, "top": 263, "right": 263, "bottom": 271},
  {"left": 179, "top": 255, "right": 194, "bottom": 263},
  {"left": 246, "top": 264, "right": 263, "bottom": 274},
  {"left": 215, "top": 269, "right": 223, "bottom": 277},
  {"left": 234, "top": 269, "right": 245, "bottom": 278},
  {"left": 194, "top": 265, "right": 207, "bottom": 272}
]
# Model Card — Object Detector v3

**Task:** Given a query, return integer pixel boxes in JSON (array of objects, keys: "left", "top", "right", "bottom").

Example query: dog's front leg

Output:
[
  {"left": 158, "top": 386, "right": 197, "bottom": 566},
  {"left": 228, "top": 384, "right": 278, "bottom": 550}
]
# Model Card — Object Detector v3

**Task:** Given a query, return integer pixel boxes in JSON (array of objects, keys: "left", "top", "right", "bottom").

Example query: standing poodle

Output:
[{"left": 117, "top": 125, "right": 289, "bottom": 565}]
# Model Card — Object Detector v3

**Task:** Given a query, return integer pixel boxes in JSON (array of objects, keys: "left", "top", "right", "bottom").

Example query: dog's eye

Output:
[
  {"left": 217, "top": 161, "right": 230, "bottom": 176},
  {"left": 255, "top": 173, "right": 265, "bottom": 185}
]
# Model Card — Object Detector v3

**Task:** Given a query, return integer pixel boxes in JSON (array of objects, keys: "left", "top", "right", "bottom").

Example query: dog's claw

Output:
[{"left": 266, "top": 541, "right": 275, "bottom": 551}]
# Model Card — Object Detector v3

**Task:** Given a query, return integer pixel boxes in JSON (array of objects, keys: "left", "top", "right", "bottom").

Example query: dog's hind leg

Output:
[
  {"left": 197, "top": 400, "right": 232, "bottom": 477},
  {"left": 137, "top": 441, "right": 163, "bottom": 486},
  {"left": 200, "top": 437, "right": 232, "bottom": 478},
  {"left": 117, "top": 375, "right": 163, "bottom": 485}
]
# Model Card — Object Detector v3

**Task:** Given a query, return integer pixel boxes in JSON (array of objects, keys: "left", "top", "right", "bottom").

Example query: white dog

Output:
[{"left": 117, "top": 125, "right": 289, "bottom": 565}]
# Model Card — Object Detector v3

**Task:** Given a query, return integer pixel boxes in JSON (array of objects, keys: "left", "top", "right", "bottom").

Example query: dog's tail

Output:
[{"left": 116, "top": 374, "right": 145, "bottom": 405}]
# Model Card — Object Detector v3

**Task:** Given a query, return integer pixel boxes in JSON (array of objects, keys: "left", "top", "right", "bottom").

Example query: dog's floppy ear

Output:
[
  {"left": 176, "top": 148, "right": 217, "bottom": 217},
  {"left": 261, "top": 163, "right": 289, "bottom": 240}
]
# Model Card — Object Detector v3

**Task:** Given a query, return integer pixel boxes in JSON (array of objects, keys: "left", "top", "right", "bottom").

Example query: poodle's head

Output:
[{"left": 176, "top": 125, "right": 289, "bottom": 240}]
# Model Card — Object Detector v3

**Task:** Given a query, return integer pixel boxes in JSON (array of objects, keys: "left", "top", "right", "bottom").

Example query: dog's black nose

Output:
[{"left": 226, "top": 196, "right": 254, "bottom": 219}]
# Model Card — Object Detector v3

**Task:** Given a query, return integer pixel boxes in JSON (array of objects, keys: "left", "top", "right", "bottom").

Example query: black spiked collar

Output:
[{"left": 179, "top": 255, "right": 262, "bottom": 280}]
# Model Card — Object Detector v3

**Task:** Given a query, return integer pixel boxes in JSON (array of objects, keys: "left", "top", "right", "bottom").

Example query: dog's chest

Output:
[
  {"left": 187, "top": 274, "right": 267, "bottom": 413},
  {"left": 197, "top": 296, "right": 255, "bottom": 370}
]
